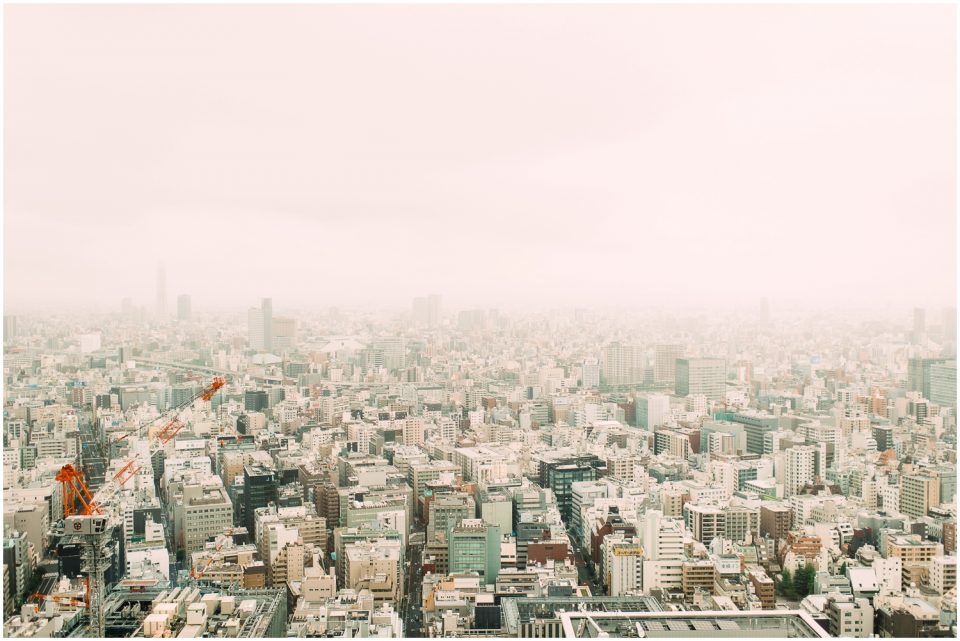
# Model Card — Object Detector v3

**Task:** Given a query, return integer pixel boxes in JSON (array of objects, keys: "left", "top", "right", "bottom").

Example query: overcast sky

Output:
[{"left": 4, "top": 4, "right": 956, "bottom": 314}]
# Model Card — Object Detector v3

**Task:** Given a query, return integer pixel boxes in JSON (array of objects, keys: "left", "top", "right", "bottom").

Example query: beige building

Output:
[
  {"left": 887, "top": 535, "right": 943, "bottom": 590},
  {"left": 173, "top": 480, "right": 234, "bottom": 555},
  {"left": 344, "top": 538, "right": 403, "bottom": 604},
  {"left": 900, "top": 473, "right": 940, "bottom": 518},
  {"left": 930, "top": 555, "right": 957, "bottom": 595}
]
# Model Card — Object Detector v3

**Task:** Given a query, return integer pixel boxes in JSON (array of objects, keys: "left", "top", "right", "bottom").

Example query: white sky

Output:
[{"left": 4, "top": 4, "right": 956, "bottom": 313}]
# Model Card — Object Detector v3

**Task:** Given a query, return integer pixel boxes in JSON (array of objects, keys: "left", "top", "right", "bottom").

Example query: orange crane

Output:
[
  {"left": 63, "top": 376, "right": 227, "bottom": 515},
  {"left": 191, "top": 540, "right": 226, "bottom": 580},
  {"left": 53, "top": 376, "right": 227, "bottom": 637},
  {"left": 112, "top": 376, "right": 227, "bottom": 444},
  {"left": 31, "top": 593, "right": 87, "bottom": 608}
]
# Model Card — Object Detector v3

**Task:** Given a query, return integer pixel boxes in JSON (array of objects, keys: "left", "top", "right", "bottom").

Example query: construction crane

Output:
[
  {"left": 190, "top": 539, "right": 226, "bottom": 581},
  {"left": 31, "top": 593, "right": 87, "bottom": 608},
  {"left": 51, "top": 376, "right": 227, "bottom": 637}
]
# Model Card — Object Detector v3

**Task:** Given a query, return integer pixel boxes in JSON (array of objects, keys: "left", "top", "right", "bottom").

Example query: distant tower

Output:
[
  {"left": 3, "top": 316, "right": 17, "bottom": 343},
  {"left": 943, "top": 307, "right": 957, "bottom": 344},
  {"left": 427, "top": 294, "right": 442, "bottom": 329},
  {"left": 759, "top": 297, "right": 770, "bottom": 324},
  {"left": 262, "top": 298, "right": 273, "bottom": 351},
  {"left": 156, "top": 264, "right": 167, "bottom": 316},
  {"left": 177, "top": 294, "right": 192, "bottom": 321},
  {"left": 913, "top": 307, "right": 926, "bottom": 344}
]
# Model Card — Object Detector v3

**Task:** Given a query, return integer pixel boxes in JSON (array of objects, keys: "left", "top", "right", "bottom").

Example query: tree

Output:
[
  {"left": 778, "top": 567, "right": 795, "bottom": 598},
  {"left": 794, "top": 563, "right": 816, "bottom": 598}
]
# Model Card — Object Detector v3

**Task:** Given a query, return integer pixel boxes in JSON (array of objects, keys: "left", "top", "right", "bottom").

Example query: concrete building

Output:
[{"left": 675, "top": 358, "right": 725, "bottom": 401}]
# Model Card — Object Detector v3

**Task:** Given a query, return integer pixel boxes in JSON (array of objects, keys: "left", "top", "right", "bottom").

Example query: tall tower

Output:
[
  {"left": 262, "top": 298, "right": 273, "bottom": 351},
  {"left": 177, "top": 294, "right": 192, "bottom": 321},
  {"left": 913, "top": 307, "right": 926, "bottom": 343},
  {"left": 156, "top": 263, "right": 167, "bottom": 317}
]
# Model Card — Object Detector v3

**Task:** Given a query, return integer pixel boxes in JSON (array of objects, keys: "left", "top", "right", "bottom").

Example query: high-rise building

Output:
[
  {"left": 447, "top": 519, "right": 501, "bottom": 582},
  {"left": 675, "top": 358, "right": 726, "bottom": 401},
  {"left": 249, "top": 307, "right": 265, "bottom": 351},
  {"left": 640, "top": 510, "right": 683, "bottom": 593},
  {"left": 943, "top": 307, "right": 957, "bottom": 345},
  {"left": 248, "top": 299, "right": 274, "bottom": 351},
  {"left": 654, "top": 344, "right": 684, "bottom": 384},
  {"left": 784, "top": 445, "right": 817, "bottom": 497},
  {"left": 427, "top": 294, "right": 442, "bottom": 328},
  {"left": 581, "top": 359, "right": 601, "bottom": 388},
  {"left": 536, "top": 453, "right": 601, "bottom": 522},
  {"left": 156, "top": 263, "right": 167, "bottom": 316},
  {"left": 637, "top": 394, "right": 670, "bottom": 430},
  {"left": 262, "top": 298, "right": 273, "bottom": 350},
  {"left": 243, "top": 465, "right": 278, "bottom": 534},
  {"left": 603, "top": 342, "right": 642, "bottom": 386},
  {"left": 908, "top": 357, "right": 949, "bottom": 400},
  {"left": 929, "top": 361, "right": 956, "bottom": 409},
  {"left": 412, "top": 297, "right": 428, "bottom": 327},
  {"left": 272, "top": 317, "right": 297, "bottom": 352},
  {"left": 900, "top": 473, "right": 940, "bottom": 518},
  {"left": 913, "top": 307, "right": 926, "bottom": 343},
  {"left": 3, "top": 316, "right": 17, "bottom": 343},
  {"left": 177, "top": 294, "right": 192, "bottom": 321}
]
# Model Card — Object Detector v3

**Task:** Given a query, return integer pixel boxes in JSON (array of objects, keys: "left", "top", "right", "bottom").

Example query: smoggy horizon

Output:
[{"left": 4, "top": 5, "right": 956, "bottom": 314}]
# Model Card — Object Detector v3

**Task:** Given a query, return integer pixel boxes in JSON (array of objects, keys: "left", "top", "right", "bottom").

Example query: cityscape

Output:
[
  {"left": 1, "top": 300, "right": 956, "bottom": 637},
  {"left": 3, "top": 3, "right": 956, "bottom": 640}
]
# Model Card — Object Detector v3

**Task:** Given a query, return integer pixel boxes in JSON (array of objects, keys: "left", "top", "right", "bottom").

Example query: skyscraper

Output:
[
  {"left": 412, "top": 297, "right": 428, "bottom": 327},
  {"left": 262, "top": 298, "right": 273, "bottom": 351},
  {"left": 929, "top": 361, "right": 957, "bottom": 409},
  {"left": 177, "top": 294, "right": 192, "bottom": 321},
  {"left": 427, "top": 294, "right": 442, "bottom": 328},
  {"left": 654, "top": 344, "right": 684, "bottom": 384},
  {"left": 784, "top": 445, "right": 816, "bottom": 497},
  {"left": 603, "top": 342, "right": 642, "bottom": 386},
  {"left": 908, "top": 357, "right": 949, "bottom": 400},
  {"left": 156, "top": 263, "right": 167, "bottom": 316},
  {"left": 943, "top": 307, "right": 957, "bottom": 346},
  {"left": 248, "top": 307, "right": 265, "bottom": 351},
  {"left": 248, "top": 299, "right": 274, "bottom": 352},
  {"left": 913, "top": 307, "right": 926, "bottom": 343},
  {"left": 243, "top": 465, "right": 278, "bottom": 534},
  {"left": 3, "top": 316, "right": 17, "bottom": 344},
  {"left": 675, "top": 358, "right": 726, "bottom": 401}
]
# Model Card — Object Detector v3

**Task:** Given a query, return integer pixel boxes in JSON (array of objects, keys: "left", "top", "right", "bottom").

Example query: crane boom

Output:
[{"left": 88, "top": 376, "right": 226, "bottom": 511}]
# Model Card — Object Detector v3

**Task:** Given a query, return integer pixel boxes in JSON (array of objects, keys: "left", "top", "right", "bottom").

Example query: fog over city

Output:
[
  {"left": 4, "top": 4, "right": 955, "bottom": 314},
  {"left": 2, "top": 5, "right": 958, "bottom": 641}
]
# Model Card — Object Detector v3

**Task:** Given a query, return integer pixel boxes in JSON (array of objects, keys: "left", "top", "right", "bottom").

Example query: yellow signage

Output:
[{"left": 613, "top": 547, "right": 644, "bottom": 557}]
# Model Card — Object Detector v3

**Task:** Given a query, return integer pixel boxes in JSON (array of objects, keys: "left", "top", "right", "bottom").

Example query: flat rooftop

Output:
[{"left": 558, "top": 610, "right": 829, "bottom": 638}]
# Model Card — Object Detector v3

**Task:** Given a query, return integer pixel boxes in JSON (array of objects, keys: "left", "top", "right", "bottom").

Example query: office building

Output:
[
  {"left": 344, "top": 538, "right": 403, "bottom": 604},
  {"left": 156, "top": 263, "right": 166, "bottom": 316},
  {"left": 900, "top": 473, "right": 940, "bottom": 518},
  {"left": 243, "top": 465, "right": 278, "bottom": 534},
  {"left": 3, "top": 316, "right": 17, "bottom": 343},
  {"left": 928, "top": 361, "right": 956, "bottom": 409},
  {"left": 248, "top": 298, "right": 273, "bottom": 351},
  {"left": 675, "top": 358, "right": 725, "bottom": 401},
  {"left": 636, "top": 393, "right": 670, "bottom": 430},
  {"left": 177, "top": 294, "right": 191, "bottom": 321},
  {"left": 603, "top": 342, "right": 642, "bottom": 386},
  {"left": 784, "top": 445, "right": 817, "bottom": 498},
  {"left": 913, "top": 307, "right": 926, "bottom": 343},
  {"left": 908, "top": 357, "right": 948, "bottom": 400},
  {"left": 654, "top": 344, "right": 684, "bottom": 384},
  {"left": 447, "top": 519, "right": 501, "bottom": 583}
]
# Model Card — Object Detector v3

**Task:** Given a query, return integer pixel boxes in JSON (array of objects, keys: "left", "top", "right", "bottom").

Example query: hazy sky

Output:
[{"left": 4, "top": 4, "right": 956, "bottom": 313}]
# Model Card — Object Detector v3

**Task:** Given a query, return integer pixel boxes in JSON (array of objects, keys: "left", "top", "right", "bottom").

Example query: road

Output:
[{"left": 402, "top": 532, "right": 424, "bottom": 637}]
